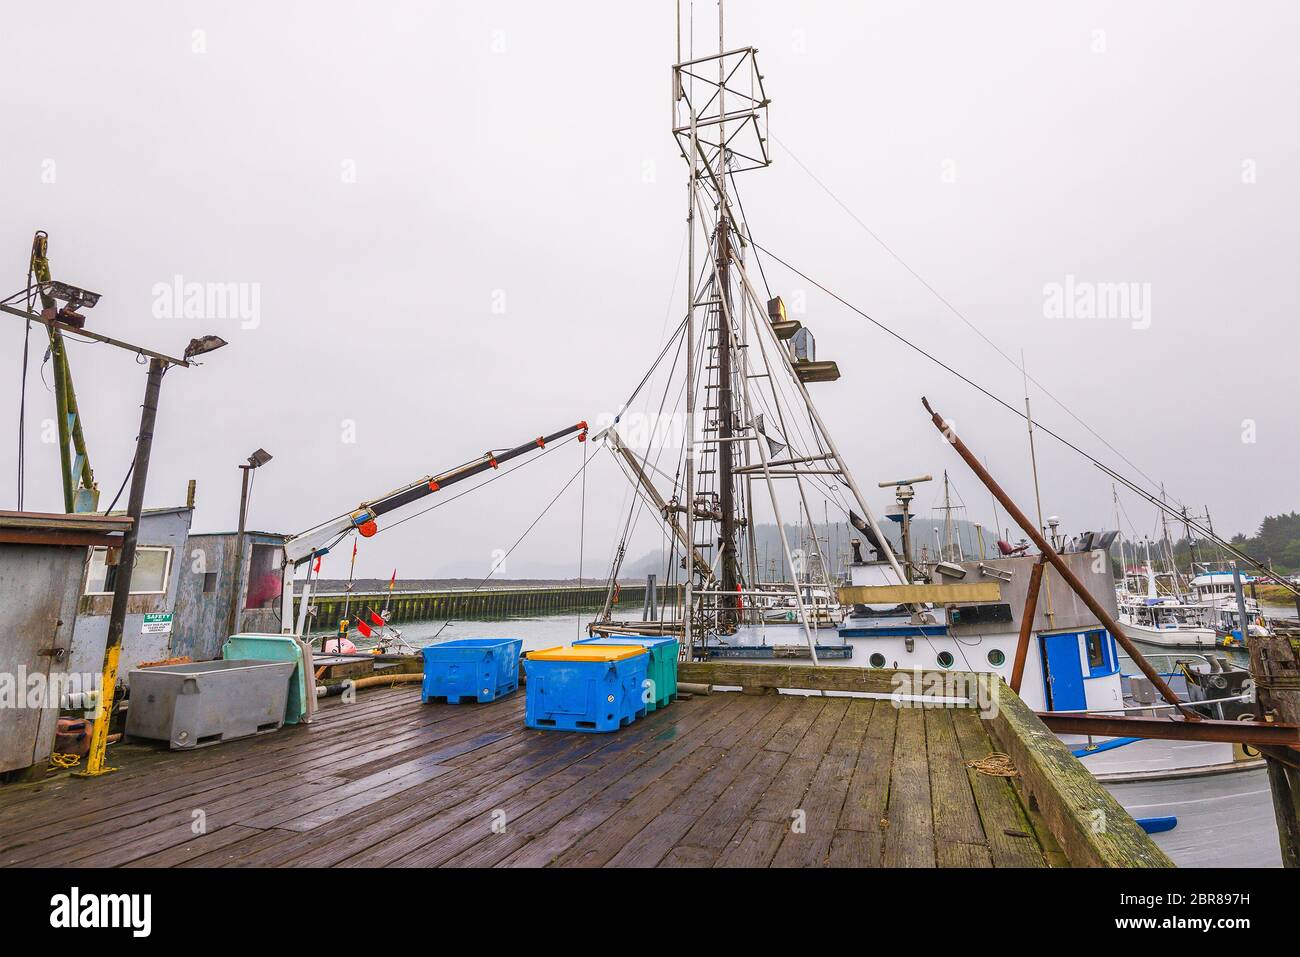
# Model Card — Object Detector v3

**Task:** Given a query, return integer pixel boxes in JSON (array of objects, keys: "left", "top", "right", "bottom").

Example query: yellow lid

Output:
[{"left": 526, "top": 644, "right": 647, "bottom": 663}]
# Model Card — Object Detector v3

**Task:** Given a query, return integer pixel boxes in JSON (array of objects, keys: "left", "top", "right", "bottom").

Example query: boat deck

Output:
[{"left": 1, "top": 684, "right": 1064, "bottom": 868}]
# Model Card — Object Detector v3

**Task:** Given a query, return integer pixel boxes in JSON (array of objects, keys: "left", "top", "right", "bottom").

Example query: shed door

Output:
[
  {"left": 0, "top": 544, "right": 83, "bottom": 773},
  {"left": 1040, "top": 632, "right": 1086, "bottom": 712}
]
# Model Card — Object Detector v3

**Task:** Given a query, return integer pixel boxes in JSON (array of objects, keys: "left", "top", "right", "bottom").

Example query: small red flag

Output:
[
  {"left": 389, "top": 569, "right": 397, "bottom": 586},
  {"left": 352, "top": 540, "right": 358, "bottom": 559},
  {"left": 313, "top": 556, "right": 321, "bottom": 574},
  {"left": 356, "top": 619, "right": 372, "bottom": 638},
  {"left": 369, "top": 610, "right": 384, "bottom": 627}
]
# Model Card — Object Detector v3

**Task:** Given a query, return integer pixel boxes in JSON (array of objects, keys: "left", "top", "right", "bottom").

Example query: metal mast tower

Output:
[
  {"left": 585, "top": 1, "right": 910, "bottom": 660},
  {"left": 673, "top": 2, "right": 771, "bottom": 641}
]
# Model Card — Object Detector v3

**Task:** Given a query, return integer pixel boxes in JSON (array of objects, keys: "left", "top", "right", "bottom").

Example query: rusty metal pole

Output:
[
  {"left": 1010, "top": 558, "right": 1046, "bottom": 694},
  {"left": 921, "top": 397, "right": 1196, "bottom": 718}
]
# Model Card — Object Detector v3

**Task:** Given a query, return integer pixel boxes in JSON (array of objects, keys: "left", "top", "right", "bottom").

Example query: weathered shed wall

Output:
[
  {"left": 172, "top": 531, "right": 286, "bottom": 660},
  {"left": 68, "top": 508, "right": 193, "bottom": 680}
]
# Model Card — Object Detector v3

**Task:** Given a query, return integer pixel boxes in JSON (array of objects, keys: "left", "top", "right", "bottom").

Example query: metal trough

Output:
[{"left": 125, "top": 659, "right": 297, "bottom": 749}]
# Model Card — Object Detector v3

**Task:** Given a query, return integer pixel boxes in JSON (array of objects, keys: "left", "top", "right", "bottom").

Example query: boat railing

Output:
[{"left": 1117, "top": 651, "right": 1212, "bottom": 676}]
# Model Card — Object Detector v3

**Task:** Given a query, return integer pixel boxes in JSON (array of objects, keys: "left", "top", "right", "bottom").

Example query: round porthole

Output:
[
  {"left": 987, "top": 649, "right": 1006, "bottom": 667},
  {"left": 869, "top": 652, "right": 886, "bottom": 668},
  {"left": 937, "top": 651, "right": 955, "bottom": 669}
]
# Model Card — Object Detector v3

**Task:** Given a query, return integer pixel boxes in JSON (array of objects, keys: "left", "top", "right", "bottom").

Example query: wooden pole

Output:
[
  {"left": 1010, "top": 558, "right": 1046, "bottom": 694},
  {"left": 83, "top": 358, "right": 165, "bottom": 776},
  {"left": 921, "top": 397, "right": 1196, "bottom": 718},
  {"left": 1246, "top": 629, "right": 1300, "bottom": 866}
]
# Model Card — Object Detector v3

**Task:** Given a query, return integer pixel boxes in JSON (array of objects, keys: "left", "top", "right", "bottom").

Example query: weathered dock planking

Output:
[{"left": 0, "top": 663, "right": 1170, "bottom": 868}]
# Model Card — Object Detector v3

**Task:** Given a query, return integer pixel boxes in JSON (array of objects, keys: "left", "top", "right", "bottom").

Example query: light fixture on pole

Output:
[
  {"left": 184, "top": 335, "right": 228, "bottom": 361},
  {"left": 228, "top": 447, "right": 274, "bottom": 639}
]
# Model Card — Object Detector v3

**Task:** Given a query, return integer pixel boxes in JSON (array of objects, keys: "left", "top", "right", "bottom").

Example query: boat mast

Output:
[
  {"left": 1158, "top": 483, "right": 1183, "bottom": 596},
  {"left": 1112, "top": 482, "right": 1126, "bottom": 593},
  {"left": 714, "top": 216, "right": 741, "bottom": 627},
  {"left": 941, "top": 469, "right": 961, "bottom": 562},
  {"left": 680, "top": 0, "right": 697, "bottom": 655}
]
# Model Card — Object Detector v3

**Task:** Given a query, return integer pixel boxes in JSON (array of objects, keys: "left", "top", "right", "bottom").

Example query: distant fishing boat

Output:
[{"left": 1116, "top": 563, "right": 1219, "bottom": 648}]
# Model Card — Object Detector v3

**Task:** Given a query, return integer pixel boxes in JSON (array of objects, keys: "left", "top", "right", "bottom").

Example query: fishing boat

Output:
[
  {"left": 1188, "top": 567, "right": 1271, "bottom": 644},
  {"left": 1115, "top": 560, "right": 1219, "bottom": 648},
  {"left": 1116, "top": 595, "right": 1219, "bottom": 648},
  {"left": 571, "top": 8, "right": 1290, "bottom": 864}
]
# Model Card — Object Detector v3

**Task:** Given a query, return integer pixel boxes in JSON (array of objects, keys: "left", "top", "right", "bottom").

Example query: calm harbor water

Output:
[{"left": 313, "top": 610, "right": 598, "bottom": 655}]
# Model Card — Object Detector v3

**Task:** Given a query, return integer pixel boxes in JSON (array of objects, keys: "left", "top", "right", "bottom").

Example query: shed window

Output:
[
  {"left": 202, "top": 571, "right": 218, "bottom": 593},
  {"left": 85, "top": 546, "right": 172, "bottom": 595}
]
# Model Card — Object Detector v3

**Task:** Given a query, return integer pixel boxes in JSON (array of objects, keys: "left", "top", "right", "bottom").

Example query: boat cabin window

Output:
[{"left": 1085, "top": 631, "right": 1105, "bottom": 670}]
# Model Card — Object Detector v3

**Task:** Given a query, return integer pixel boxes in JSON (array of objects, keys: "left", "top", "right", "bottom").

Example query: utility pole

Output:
[{"left": 83, "top": 358, "right": 165, "bottom": 774}]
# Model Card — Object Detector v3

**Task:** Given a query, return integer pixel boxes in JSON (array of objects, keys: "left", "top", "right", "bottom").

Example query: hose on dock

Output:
[{"left": 316, "top": 672, "right": 423, "bottom": 698}]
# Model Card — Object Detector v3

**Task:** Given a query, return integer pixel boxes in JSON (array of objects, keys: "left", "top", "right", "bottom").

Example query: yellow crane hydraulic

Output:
[{"left": 28, "top": 230, "right": 100, "bottom": 512}]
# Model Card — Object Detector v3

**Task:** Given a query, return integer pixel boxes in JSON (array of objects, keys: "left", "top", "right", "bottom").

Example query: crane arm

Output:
[{"left": 281, "top": 420, "right": 590, "bottom": 566}]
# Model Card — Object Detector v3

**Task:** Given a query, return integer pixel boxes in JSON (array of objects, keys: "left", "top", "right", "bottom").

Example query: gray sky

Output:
[{"left": 2, "top": 1, "right": 1296, "bottom": 580}]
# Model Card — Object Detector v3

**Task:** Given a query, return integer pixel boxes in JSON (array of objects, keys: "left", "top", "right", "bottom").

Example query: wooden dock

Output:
[{"left": 0, "top": 664, "right": 1170, "bottom": 868}]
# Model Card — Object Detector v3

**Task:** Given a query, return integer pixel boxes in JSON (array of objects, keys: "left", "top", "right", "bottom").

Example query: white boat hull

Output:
[{"left": 1117, "top": 619, "right": 1220, "bottom": 648}]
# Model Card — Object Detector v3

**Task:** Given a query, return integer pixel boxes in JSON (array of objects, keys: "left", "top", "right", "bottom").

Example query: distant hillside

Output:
[{"left": 1161, "top": 511, "right": 1300, "bottom": 575}]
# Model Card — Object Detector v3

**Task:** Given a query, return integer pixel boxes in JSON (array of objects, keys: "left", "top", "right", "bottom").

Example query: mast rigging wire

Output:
[
  {"left": 771, "top": 134, "right": 1176, "bottom": 507},
  {"left": 747, "top": 238, "right": 1295, "bottom": 595}
]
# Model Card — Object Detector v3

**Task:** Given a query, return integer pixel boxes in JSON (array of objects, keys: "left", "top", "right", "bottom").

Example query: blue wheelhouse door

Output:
[{"left": 1041, "top": 633, "right": 1087, "bottom": 712}]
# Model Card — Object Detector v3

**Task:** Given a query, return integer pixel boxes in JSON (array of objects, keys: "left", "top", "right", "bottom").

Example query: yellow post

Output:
[{"left": 79, "top": 645, "right": 121, "bottom": 776}]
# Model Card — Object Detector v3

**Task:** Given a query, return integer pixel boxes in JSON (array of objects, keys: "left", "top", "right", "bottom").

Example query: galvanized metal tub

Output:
[{"left": 125, "top": 659, "right": 297, "bottom": 749}]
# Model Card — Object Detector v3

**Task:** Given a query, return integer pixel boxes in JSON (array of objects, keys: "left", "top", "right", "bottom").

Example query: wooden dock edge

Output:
[
  {"left": 676, "top": 661, "right": 1174, "bottom": 868},
  {"left": 987, "top": 681, "right": 1174, "bottom": 868}
]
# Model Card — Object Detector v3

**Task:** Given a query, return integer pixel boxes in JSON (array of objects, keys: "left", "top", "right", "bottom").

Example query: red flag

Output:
[
  {"left": 389, "top": 569, "right": 397, "bottom": 587},
  {"left": 312, "top": 556, "right": 321, "bottom": 574},
  {"left": 368, "top": 610, "right": 384, "bottom": 627},
  {"left": 356, "top": 619, "right": 372, "bottom": 638},
  {"left": 352, "top": 540, "right": 358, "bottom": 559}
]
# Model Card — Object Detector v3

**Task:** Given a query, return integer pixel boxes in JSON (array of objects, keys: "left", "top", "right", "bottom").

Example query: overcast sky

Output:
[{"left": 2, "top": 1, "right": 1296, "bottom": 580}]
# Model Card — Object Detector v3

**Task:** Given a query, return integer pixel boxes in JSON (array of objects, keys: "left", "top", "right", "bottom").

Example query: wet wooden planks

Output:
[{"left": 0, "top": 687, "right": 1051, "bottom": 868}]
